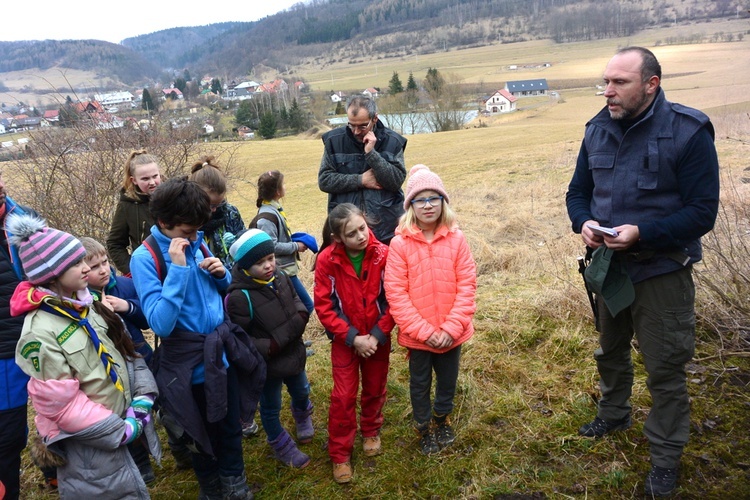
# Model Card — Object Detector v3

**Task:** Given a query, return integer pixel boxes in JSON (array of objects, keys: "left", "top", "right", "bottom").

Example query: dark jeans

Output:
[
  {"left": 595, "top": 268, "right": 695, "bottom": 468},
  {"left": 260, "top": 370, "right": 310, "bottom": 441},
  {"left": 408, "top": 345, "right": 462, "bottom": 424},
  {"left": 290, "top": 275, "right": 314, "bottom": 313},
  {"left": 190, "top": 366, "right": 245, "bottom": 481},
  {"left": 0, "top": 404, "right": 28, "bottom": 500}
]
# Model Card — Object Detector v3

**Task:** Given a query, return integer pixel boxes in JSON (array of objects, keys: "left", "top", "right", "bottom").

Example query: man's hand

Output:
[
  {"left": 168, "top": 238, "right": 190, "bottom": 266},
  {"left": 581, "top": 220, "right": 604, "bottom": 249},
  {"left": 606, "top": 224, "right": 640, "bottom": 250},
  {"left": 363, "top": 130, "right": 377, "bottom": 154},
  {"left": 361, "top": 169, "right": 382, "bottom": 190},
  {"left": 199, "top": 257, "right": 226, "bottom": 279}
]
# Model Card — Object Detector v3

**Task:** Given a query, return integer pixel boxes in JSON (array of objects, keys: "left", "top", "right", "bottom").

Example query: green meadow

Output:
[{"left": 19, "top": 20, "right": 750, "bottom": 499}]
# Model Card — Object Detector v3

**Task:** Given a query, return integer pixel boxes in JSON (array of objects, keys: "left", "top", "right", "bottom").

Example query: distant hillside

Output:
[
  {"left": 121, "top": 23, "right": 249, "bottom": 70},
  {"left": 0, "top": 40, "right": 161, "bottom": 86},
  {"left": 120, "top": 0, "right": 734, "bottom": 80},
  {"left": 0, "top": 0, "right": 739, "bottom": 91}
]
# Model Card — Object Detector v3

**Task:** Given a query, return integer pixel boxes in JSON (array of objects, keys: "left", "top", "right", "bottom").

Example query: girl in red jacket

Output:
[
  {"left": 313, "top": 203, "right": 394, "bottom": 484},
  {"left": 384, "top": 164, "right": 477, "bottom": 455}
]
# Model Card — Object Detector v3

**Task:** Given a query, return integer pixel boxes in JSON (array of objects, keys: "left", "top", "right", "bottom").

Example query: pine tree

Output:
[
  {"left": 259, "top": 112, "right": 277, "bottom": 139},
  {"left": 388, "top": 71, "right": 404, "bottom": 95},
  {"left": 406, "top": 72, "right": 418, "bottom": 92},
  {"left": 211, "top": 78, "right": 222, "bottom": 95},
  {"left": 142, "top": 89, "right": 154, "bottom": 112}
]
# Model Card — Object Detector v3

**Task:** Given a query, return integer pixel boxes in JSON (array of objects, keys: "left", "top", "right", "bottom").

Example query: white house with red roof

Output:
[{"left": 485, "top": 89, "right": 517, "bottom": 114}]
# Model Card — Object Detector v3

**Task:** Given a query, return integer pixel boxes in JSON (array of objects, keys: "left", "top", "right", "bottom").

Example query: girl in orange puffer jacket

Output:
[{"left": 384, "top": 164, "right": 477, "bottom": 455}]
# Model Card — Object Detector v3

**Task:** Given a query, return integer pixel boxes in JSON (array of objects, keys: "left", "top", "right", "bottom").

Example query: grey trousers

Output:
[
  {"left": 409, "top": 345, "right": 462, "bottom": 425},
  {"left": 595, "top": 267, "right": 695, "bottom": 468}
]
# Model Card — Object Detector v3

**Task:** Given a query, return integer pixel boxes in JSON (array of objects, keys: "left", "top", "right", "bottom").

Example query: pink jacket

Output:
[{"left": 384, "top": 224, "right": 476, "bottom": 353}]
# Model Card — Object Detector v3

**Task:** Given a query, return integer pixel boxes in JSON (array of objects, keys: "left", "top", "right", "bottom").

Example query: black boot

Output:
[
  {"left": 415, "top": 422, "right": 439, "bottom": 455},
  {"left": 433, "top": 413, "right": 456, "bottom": 449},
  {"left": 220, "top": 472, "right": 254, "bottom": 500},
  {"left": 197, "top": 474, "right": 223, "bottom": 500}
]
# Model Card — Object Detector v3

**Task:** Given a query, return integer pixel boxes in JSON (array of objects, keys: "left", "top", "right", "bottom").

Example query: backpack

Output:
[
  {"left": 224, "top": 289, "right": 254, "bottom": 321},
  {"left": 248, "top": 211, "right": 280, "bottom": 233}
]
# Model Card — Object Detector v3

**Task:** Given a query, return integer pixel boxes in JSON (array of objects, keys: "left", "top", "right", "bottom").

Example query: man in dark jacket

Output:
[
  {"left": 566, "top": 47, "right": 720, "bottom": 497},
  {"left": 318, "top": 95, "right": 407, "bottom": 245},
  {"left": 0, "top": 172, "right": 37, "bottom": 499}
]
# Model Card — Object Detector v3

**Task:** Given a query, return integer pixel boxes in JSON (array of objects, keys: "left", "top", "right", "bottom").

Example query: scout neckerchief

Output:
[{"left": 39, "top": 300, "right": 125, "bottom": 393}]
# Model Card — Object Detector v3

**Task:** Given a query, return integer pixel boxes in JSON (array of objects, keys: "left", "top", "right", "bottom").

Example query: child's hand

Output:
[
  {"left": 353, "top": 335, "right": 376, "bottom": 358},
  {"left": 437, "top": 330, "right": 454, "bottom": 349},
  {"left": 296, "top": 242, "right": 308, "bottom": 253},
  {"left": 168, "top": 238, "right": 190, "bottom": 266},
  {"left": 99, "top": 291, "right": 115, "bottom": 312},
  {"left": 199, "top": 257, "right": 226, "bottom": 279},
  {"left": 102, "top": 292, "right": 128, "bottom": 313}
]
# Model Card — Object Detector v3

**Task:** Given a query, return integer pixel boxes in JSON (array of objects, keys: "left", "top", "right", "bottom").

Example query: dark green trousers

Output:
[{"left": 594, "top": 267, "right": 695, "bottom": 468}]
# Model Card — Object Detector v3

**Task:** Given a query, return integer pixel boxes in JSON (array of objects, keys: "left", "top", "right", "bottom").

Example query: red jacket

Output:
[
  {"left": 384, "top": 224, "right": 476, "bottom": 353},
  {"left": 314, "top": 230, "right": 394, "bottom": 346}
]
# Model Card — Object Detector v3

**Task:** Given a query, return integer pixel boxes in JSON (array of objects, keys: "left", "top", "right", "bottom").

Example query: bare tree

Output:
[{"left": 6, "top": 111, "right": 240, "bottom": 243}]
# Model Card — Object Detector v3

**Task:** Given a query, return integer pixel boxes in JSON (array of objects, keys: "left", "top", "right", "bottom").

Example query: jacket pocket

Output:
[{"left": 637, "top": 140, "right": 659, "bottom": 190}]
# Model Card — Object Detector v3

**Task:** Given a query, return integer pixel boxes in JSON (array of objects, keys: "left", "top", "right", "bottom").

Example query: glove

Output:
[
  {"left": 130, "top": 395, "right": 154, "bottom": 429},
  {"left": 121, "top": 407, "right": 143, "bottom": 445}
]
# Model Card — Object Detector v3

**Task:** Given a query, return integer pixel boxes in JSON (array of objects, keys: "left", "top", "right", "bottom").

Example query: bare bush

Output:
[
  {"left": 6, "top": 114, "right": 240, "bottom": 243},
  {"left": 694, "top": 170, "right": 750, "bottom": 353}
]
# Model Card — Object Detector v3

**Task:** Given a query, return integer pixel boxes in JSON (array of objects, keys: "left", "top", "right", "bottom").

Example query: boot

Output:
[
  {"left": 268, "top": 429, "right": 311, "bottom": 468},
  {"left": 220, "top": 472, "right": 254, "bottom": 500},
  {"left": 290, "top": 401, "right": 315, "bottom": 444},
  {"left": 197, "top": 474, "right": 223, "bottom": 500},
  {"left": 433, "top": 413, "right": 456, "bottom": 449},
  {"left": 415, "top": 421, "right": 439, "bottom": 455}
]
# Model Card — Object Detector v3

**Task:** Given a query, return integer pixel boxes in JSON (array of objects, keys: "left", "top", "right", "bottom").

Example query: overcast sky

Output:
[{"left": 2, "top": 1, "right": 305, "bottom": 44}]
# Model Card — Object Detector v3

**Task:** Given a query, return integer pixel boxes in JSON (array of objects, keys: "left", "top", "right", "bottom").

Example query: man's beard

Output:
[{"left": 608, "top": 91, "right": 649, "bottom": 120}]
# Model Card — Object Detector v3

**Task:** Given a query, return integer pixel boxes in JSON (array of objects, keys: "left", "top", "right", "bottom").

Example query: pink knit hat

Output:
[
  {"left": 403, "top": 164, "right": 449, "bottom": 210},
  {"left": 5, "top": 213, "right": 86, "bottom": 285}
]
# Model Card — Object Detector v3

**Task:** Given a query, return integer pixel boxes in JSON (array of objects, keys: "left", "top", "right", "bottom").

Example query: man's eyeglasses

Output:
[
  {"left": 347, "top": 119, "right": 372, "bottom": 132},
  {"left": 410, "top": 196, "right": 443, "bottom": 208}
]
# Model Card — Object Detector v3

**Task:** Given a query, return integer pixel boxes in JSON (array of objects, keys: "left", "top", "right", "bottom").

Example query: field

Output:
[{"left": 16, "top": 21, "right": 750, "bottom": 500}]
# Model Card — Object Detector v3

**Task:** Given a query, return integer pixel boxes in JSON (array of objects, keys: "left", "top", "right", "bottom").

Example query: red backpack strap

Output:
[
  {"left": 200, "top": 243, "right": 211, "bottom": 259},
  {"left": 142, "top": 234, "right": 167, "bottom": 283}
]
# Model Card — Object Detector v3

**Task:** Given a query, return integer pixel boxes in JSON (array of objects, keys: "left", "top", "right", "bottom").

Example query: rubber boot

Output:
[
  {"left": 268, "top": 429, "right": 310, "bottom": 468},
  {"left": 290, "top": 401, "right": 314, "bottom": 444},
  {"left": 220, "top": 472, "right": 254, "bottom": 500}
]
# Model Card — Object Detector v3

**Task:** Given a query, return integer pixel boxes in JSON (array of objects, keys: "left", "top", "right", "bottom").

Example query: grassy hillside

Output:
[{"left": 16, "top": 29, "right": 750, "bottom": 499}]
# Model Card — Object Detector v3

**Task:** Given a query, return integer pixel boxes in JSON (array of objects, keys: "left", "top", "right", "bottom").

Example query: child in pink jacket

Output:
[{"left": 384, "top": 164, "right": 477, "bottom": 455}]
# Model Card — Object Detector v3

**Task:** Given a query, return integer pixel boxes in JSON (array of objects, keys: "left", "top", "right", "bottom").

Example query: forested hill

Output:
[
  {"left": 0, "top": 40, "right": 161, "bottom": 84},
  {"left": 0, "top": 0, "right": 735, "bottom": 85}
]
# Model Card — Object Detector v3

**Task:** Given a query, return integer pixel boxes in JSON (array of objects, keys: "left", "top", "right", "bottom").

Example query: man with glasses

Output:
[{"left": 319, "top": 95, "right": 407, "bottom": 244}]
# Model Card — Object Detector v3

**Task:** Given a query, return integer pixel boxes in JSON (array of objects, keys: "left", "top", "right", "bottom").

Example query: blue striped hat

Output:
[
  {"left": 5, "top": 213, "right": 86, "bottom": 285},
  {"left": 229, "top": 228, "right": 275, "bottom": 269}
]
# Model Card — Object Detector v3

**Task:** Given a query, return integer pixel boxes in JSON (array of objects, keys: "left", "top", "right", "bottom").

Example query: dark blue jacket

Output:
[
  {"left": 319, "top": 121, "right": 407, "bottom": 243},
  {"left": 0, "top": 197, "right": 36, "bottom": 409},
  {"left": 93, "top": 268, "right": 153, "bottom": 365},
  {"left": 566, "top": 88, "right": 719, "bottom": 283}
]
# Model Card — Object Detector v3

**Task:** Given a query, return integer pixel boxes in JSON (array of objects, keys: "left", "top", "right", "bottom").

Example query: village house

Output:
[
  {"left": 94, "top": 91, "right": 135, "bottom": 107},
  {"left": 162, "top": 88, "right": 184, "bottom": 100},
  {"left": 485, "top": 89, "right": 517, "bottom": 114},
  {"left": 505, "top": 79, "right": 549, "bottom": 97},
  {"left": 362, "top": 87, "right": 379, "bottom": 99}
]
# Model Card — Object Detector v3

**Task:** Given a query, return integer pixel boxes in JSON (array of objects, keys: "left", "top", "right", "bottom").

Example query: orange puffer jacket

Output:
[{"left": 384, "top": 224, "right": 476, "bottom": 353}]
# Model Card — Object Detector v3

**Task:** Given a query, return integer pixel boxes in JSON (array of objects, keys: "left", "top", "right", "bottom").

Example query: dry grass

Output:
[{"left": 16, "top": 28, "right": 750, "bottom": 499}]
